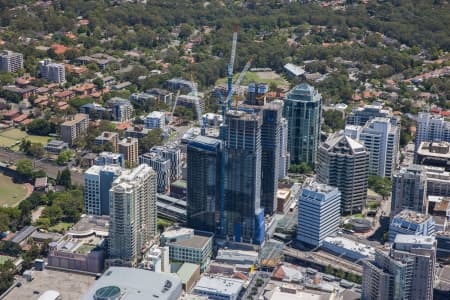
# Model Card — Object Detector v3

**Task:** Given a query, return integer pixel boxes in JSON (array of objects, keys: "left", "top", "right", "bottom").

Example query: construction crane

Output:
[
  {"left": 225, "top": 59, "right": 252, "bottom": 110},
  {"left": 190, "top": 78, "right": 204, "bottom": 131},
  {"left": 227, "top": 24, "right": 238, "bottom": 110},
  {"left": 169, "top": 90, "right": 181, "bottom": 124}
]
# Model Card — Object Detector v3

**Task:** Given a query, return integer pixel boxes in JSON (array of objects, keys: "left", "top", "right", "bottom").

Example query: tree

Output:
[
  {"left": 42, "top": 205, "right": 63, "bottom": 226},
  {"left": 57, "top": 168, "right": 72, "bottom": 189},
  {"left": 323, "top": 110, "right": 345, "bottom": 132},
  {"left": 139, "top": 129, "right": 163, "bottom": 154},
  {"left": 368, "top": 175, "right": 392, "bottom": 198},
  {"left": 289, "top": 162, "right": 312, "bottom": 174},
  {"left": 16, "top": 159, "right": 33, "bottom": 180},
  {"left": 93, "top": 77, "right": 104, "bottom": 90},
  {"left": 57, "top": 150, "right": 73, "bottom": 165},
  {"left": 28, "top": 143, "right": 45, "bottom": 158},
  {"left": 26, "top": 119, "right": 51, "bottom": 136},
  {"left": 179, "top": 24, "right": 193, "bottom": 40}
]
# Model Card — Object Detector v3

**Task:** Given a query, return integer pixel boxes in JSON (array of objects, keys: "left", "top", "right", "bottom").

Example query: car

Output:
[{"left": 33, "top": 291, "right": 40, "bottom": 294}]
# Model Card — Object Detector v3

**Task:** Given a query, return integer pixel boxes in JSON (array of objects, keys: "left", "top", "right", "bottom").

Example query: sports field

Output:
[
  {"left": 0, "top": 172, "right": 28, "bottom": 207},
  {"left": 216, "top": 70, "right": 289, "bottom": 87},
  {"left": 0, "top": 128, "right": 51, "bottom": 149}
]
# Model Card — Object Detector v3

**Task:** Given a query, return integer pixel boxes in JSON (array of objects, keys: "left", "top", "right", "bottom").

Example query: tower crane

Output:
[
  {"left": 227, "top": 24, "right": 238, "bottom": 110},
  {"left": 226, "top": 59, "right": 252, "bottom": 109},
  {"left": 169, "top": 90, "right": 181, "bottom": 124},
  {"left": 190, "top": 77, "right": 204, "bottom": 132}
]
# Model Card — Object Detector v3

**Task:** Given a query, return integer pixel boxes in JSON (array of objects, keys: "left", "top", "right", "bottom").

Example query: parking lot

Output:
[{"left": 5, "top": 269, "right": 95, "bottom": 300}]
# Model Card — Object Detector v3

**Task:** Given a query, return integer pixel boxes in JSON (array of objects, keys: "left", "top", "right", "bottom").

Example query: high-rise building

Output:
[
  {"left": 139, "top": 152, "right": 171, "bottom": 193},
  {"left": 283, "top": 83, "right": 321, "bottom": 165},
  {"left": 317, "top": 133, "right": 369, "bottom": 215},
  {"left": 362, "top": 234, "right": 436, "bottom": 300},
  {"left": 260, "top": 102, "right": 282, "bottom": 214},
  {"left": 0, "top": 50, "right": 23, "bottom": 73},
  {"left": 246, "top": 82, "right": 268, "bottom": 105},
  {"left": 60, "top": 113, "right": 89, "bottom": 146},
  {"left": 118, "top": 137, "right": 139, "bottom": 166},
  {"left": 145, "top": 111, "right": 166, "bottom": 131},
  {"left": 296, "top": 181, "right": 341, "bottom": 247},
  {"left": 278, "top": 117, "right": 290, "bottom": 179},
  {"left": 346, "top": 102, "right": 396, "bottom": 127},
  {"left": 151, "top": 145, "right": 182, "bottom": 181},
  {"left": 84, "top": 165, "right": 122, "bottom": 215},
  {"left": 391, "top": 165, "right": 428, "bottom": 217},
  {"left": 39, "top": 59, "right": 66, "bottom": 83},
  {"left": 223, "top": 110, "right": 264, "bottom": 244},
  {"left": 415, "top": 112, "right": 450, "bottom": 154},
  {"left": 358, "top": 117, "right": 400, "bottom": 178},
  {"left": 186, "top": 136, "right": 222, "bottom": 233},
  {"left": 389, "top": 209, "right": 435, "bottom": 242},
  {"left": 108, "top": 164, "right": 157, "bottom": 264}
]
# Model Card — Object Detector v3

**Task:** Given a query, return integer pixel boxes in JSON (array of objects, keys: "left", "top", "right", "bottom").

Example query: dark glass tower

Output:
[
  {"left": 223, "top": 110, "right": 265, "bottom": 244},
  {"left": 186, "top": 136, "right": 222, "bottom": 233},
  {"left": 283, "top": 83, "right": 322, "bottom": 166},
  {"left": 260, "top": 102, "right": 282, "bottom": 214}
]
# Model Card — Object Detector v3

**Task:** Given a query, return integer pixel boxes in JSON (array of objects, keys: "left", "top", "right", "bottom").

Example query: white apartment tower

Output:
[
  {"left": 108, "top": 164, "right": 157, "bottom": 264},
  {"left": 358, "top": 117, "right": 400, "bottom": 178},
  {"left": 415, "top": 112, "right": 450, "bottom": 154},
  {"left": 39, "top": 59, "right": 66, "bottom": 83},
  {"left": 0, "top": 50, "right": 23, "bottom": 73}
]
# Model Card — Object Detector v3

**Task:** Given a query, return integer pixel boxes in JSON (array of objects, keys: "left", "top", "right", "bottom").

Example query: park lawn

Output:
[
  {"left": 48, "top": 222, "right": 74, "bottom": 233},
  {"left": 215, "top": 71, "right": 289, "bottom": 87},
  {"left": 0, "top": 255, "right": 13, "bottom": 265},
  {"left": 0, "top": 128, "right": 52, "bottom": 149},
  {"left": 0, "top": 173, "right": 28, "bottom": 207}
]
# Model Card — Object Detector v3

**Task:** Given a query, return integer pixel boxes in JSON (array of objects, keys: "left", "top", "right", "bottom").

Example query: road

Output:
[
  {"left": 283, "top": 246, "right": 363, "bottom": 276},
  {"left": 0, "top": 149, "right": 84, "bottom": 185}
]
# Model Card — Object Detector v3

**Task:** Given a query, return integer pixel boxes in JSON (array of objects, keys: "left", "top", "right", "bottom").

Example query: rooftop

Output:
[
  {"left": 393, "top": 209, "right": 431, "bottom": 224},
  {"left": 176, "top": 263, "right": 199, "bottom": 283},
  {"left": 82, "top": 267, "right": 182, "bottom": 300},
  {"left": 172, "top": 235, "right": 211, "bottom": 249},
  {"left": 393, "top": 234, "right": 436, "bottom": 247},
  {"left": 323, "top": 236, "right": 375, "bottom": 258},
  {"left": 194, "top": 276, "right": 244, "bottom": 296}
]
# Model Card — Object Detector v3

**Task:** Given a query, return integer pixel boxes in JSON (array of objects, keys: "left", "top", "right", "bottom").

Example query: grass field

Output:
[
  {"left": 0, "top": 255, "right": 13, "bottom": 265},
  {"left": 48, "top": 222, "right": 74, "bottom": 233},
  {"left": 215, "top": 71, "right": 289, "bottom": 87},
  {"left": 0, "top": 173, "right": 28, "bottom": 207},
  {"left": 0, "top": 128, "right": 52, "bottom": 149}
]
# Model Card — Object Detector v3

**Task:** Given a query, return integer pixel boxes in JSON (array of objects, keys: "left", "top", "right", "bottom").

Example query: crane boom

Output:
[
  {"left": 228, "top": 24, "right": 238, "bottom": 75},
  {"left": 170, "top": 90, "right": 181, "bottom": 123},
  {"left": 225, "top": 59, "right": 252, "bottom": 110}
]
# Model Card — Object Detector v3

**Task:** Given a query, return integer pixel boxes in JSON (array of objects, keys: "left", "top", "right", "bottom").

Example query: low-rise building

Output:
[
  {"left": 176, "top": 262, "right": 201, "bottom": 292},
  {"left": 125, "top": 125, "right": 151, "bottom": 139},
  {"left": 145, "top": 111, "right": 166, "bottom": 130},
  {"left": 94, "top": 131, "right": 119, "bottom": 152},
  {"left": 161, "top": 227, "right": 213, "bottom": 272},
  {"left": 44, "top": 140, "right": 68, "bottom": 154},
  {"left": 81, "top": 267, "right": 182, "bottom": 300},
  {"left": 47, "top": 234, "right": 105, "bottom": 274},
  {"left": 140, "top": 245, "right": 170, "bottom": 272},
  {"left": 193, "top": 276, "right": 244, "bottom": 300},
  {"left": 322, "top": 236, "right": 375, "bottom": 261},
  {"left": 96, "top": 151, "right": 124, "bottom": 167}
]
